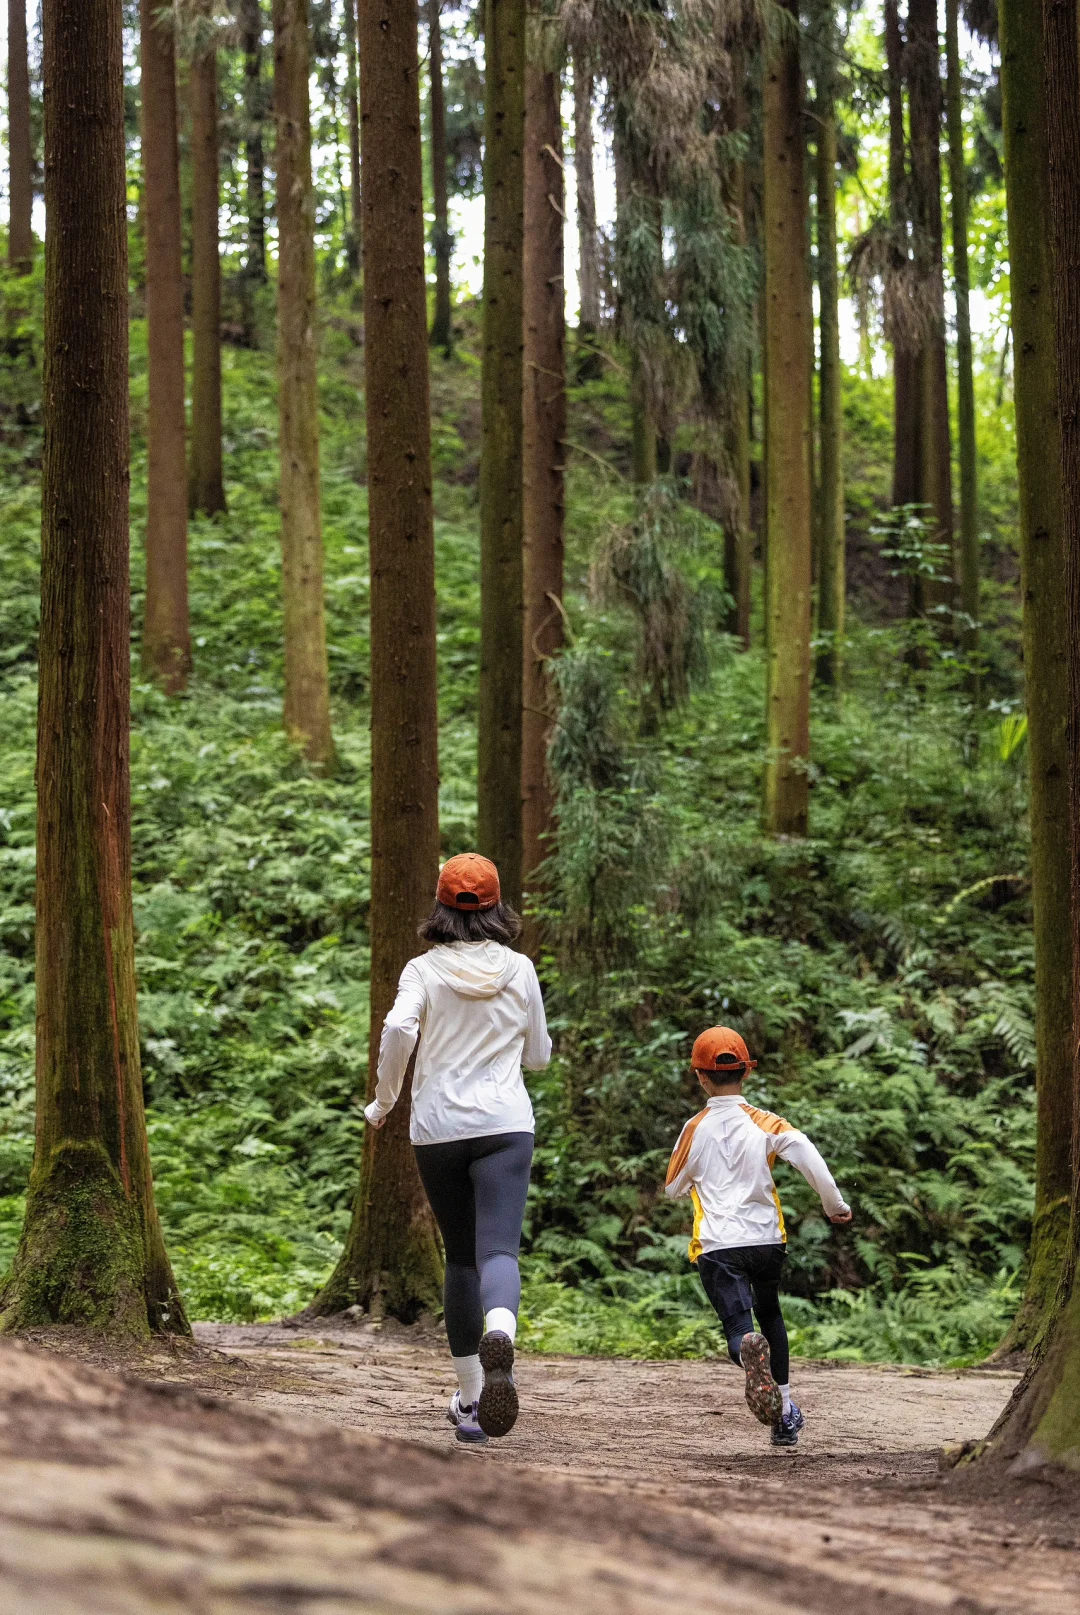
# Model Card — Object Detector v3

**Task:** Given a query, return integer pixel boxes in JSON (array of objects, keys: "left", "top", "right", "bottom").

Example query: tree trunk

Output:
[
  {"left": 7, "top": 0, "right": 33, "bottom": 273},
  {"left": 428, "top": 0, "right": 452, "bottom": 354},
  {"left": 762, "top": 2, "right": 812, "bottom": 837},
  {"left": 240, "top": 0, "right": 267, "bottom": 290},
  {"left": 521, "top": 46, "right": 565, "bottom": 942},
  {"left": 141, "top": 0, "right": 191, "bottom": 694},
  {"left": 907, "top": 0, "right": 954, "bottom": 612},
  {"left": 815, "top": 97, "right": 844, "bottom": 688},
  {"left": 728, "top": 369, "right": 752, "bottom": 648},
  {"left": 946, "top": 0, "right": 980, "bottom": 677},
  {"left": 573, "top": 50, "right": 601, "bottom": 377},
  {"left": 308, "top": 0, "right": 443, "bottom": 1323},
  {"left": 343, "top": 0, "right": 362, "bottom": 277},
  {"left": 0, "top": 0, "right": 188, "bottom": 1339},
  {"left": 885, "top": 0, "right": 918, "bottom": 511},
  {"left": 188, "top": 21, "right": 226, "bottom": 516},
  {"left": 993, "top": 0, "right": 1074, "bottom": 1356},
  {"left": 478, "top": 0, "right": 526, "bottom": 909},
  {"left": 979, "top": 0, "right": 1080, "bottom": 1470},
  {"left": 273, "top": 0, "right": 335, "bottom": 769},
  {"left": 726, "top": 52, "right": 752, "bottom": 649}
]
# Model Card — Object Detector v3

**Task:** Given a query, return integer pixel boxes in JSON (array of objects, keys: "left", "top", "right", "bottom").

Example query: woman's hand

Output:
[
  {"left": 831, "top": 1207, "right": 853, "bottom": 1224},
  {"left": 367, "top": 1113, "right": 387, "bottom": 1130}
]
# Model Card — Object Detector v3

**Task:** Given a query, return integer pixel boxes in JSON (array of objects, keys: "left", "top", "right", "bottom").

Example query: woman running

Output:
[{"left": 364, "top": 853, "right": 551, "bottom": 1445}]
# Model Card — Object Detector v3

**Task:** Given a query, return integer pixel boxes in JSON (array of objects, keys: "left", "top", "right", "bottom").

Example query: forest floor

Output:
[{"left": 0, "top": 1322, "right": 1077, "bottom": 1612}]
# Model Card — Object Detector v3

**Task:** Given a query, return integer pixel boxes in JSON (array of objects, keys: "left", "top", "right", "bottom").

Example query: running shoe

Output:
[
  {"left": 771, "top": 1401, "right": 805, "bottom": 1447},
  {"left": 477, "top": 1329, "right": 518, "bottom": 1437},
  {"left": 739, "top": 1332, "right": 783, "bottom": 1427},
  {"left": 447, "top": 1389, "right": 488, "bottom": 1446}
]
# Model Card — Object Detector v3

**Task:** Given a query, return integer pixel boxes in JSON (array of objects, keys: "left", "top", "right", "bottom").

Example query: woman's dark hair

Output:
[{"left": 418, "top": 899, "right": 522, "bottom": 945}]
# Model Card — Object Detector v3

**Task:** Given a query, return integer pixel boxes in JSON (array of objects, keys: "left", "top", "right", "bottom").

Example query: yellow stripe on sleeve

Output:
[{"left": 688, "top": 1186, "right": 705, "bottom": 1263}]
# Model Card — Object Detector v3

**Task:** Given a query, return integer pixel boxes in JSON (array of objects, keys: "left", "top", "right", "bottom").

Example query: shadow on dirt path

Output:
[{"left": 0, "top": 1321, "right": 1076, "bottom": 1612}]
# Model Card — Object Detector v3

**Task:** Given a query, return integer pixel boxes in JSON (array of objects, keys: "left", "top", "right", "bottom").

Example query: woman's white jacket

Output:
[{"left": 363, "top": 941, "right": 552, "bottom": 1146}]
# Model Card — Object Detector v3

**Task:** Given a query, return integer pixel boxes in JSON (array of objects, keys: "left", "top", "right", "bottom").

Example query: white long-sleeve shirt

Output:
[
  {"left": 364, "top": 941, "right": 551, "bottom": 1145},
  {"left": 665, "top": 1094, "right": 849, "bottom": 1259}
]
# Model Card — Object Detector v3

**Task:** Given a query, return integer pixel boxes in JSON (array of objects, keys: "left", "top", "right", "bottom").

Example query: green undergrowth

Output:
[{"left": 0, "top": 279, "right": 1036, "bottom": 1367}]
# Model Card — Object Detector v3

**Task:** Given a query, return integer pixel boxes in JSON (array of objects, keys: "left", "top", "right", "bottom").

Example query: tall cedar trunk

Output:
[
  {"left": 945, "top": 0, "right": 980, "bottom": 673},
  {"left": 815, "top": 99, "right": 844, "bottom": 688},
  {"left": 0, "top": 0, "right": 188, "bottom": 1338},
  {"left": 343, "top": 0, "right": 362, "bottom": 277},
  {"left": 993, "top": 0, "right": 1073, "bottom": 1356},
  {"left": 907, "top": 0, "right": 954, "bottom": 612},
  {"left": 240, "top": 0, "right": 267, "bottom": 287},
  {"left": 429, "top": 0, "right": 453, "bottom": 353},
  {"left": 981, "top": 0, "right": 1080, "bottom": 1468},
  {"left": 521, "top": 49, "right": 565, "bottom": 941},
  {"left": 274, "top": 0, "right": 335, "bottom": 768},
  {"left": 7, "top": 0, "right": 33, "bottom": 272},
  {"left": 188, "top": 25, "right": 226, "bottom": 516},
  {"left": 141, "top": 0, "right": 191, "bottom": 694},
  {"left": 885, "top": 0, "right": 918, "bottom": 510},
  {"left": 762, "top": 3, "right": 812, "bottom": 836},
  {"left": 478, "top": 0, "right": 526, "bottom": 908},
  {"left": 726, "top": 52, "right": 752, "bottom": 649},
  {"left": 308, "top": 0, "right": 443, "bottom": 1322},
  {"left": 573, "top": 50, "right": 601, "bottom": 374},
  {"left": 728, "top": 362, "right": 752, "bottom": 647}
]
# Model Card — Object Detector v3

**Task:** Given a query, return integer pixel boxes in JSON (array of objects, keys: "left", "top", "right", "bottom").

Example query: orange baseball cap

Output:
[
  {"left": 436, "top": 853, "right": 501, "bottom": 911},
  {"left": 691, "top": 1026, "right": 757, "bottom": 1074}
]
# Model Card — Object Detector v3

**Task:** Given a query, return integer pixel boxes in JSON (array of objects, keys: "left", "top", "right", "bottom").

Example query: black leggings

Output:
[
  {"left": 696, "top": 1244, "right": 789, "bottom": 1385},
  {"left": 413, "top": 1131, "right": 534, "bottom": 1358}
]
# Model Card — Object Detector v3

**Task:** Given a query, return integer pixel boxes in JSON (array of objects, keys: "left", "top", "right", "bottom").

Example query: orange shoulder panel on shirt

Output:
[
  {"left": 665, "top": 1106, "right": 711, "bottom": 1186},
  {"left": 739, "top": 1102, "right": 795, "bottom": 1135}
]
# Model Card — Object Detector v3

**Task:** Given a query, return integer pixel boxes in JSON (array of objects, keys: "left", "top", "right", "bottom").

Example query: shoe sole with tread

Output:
[
  {"left": 477, "top": 1330, "right": 518, "bottom": 1437},
  {"left": 740, "top": 1332, "right": 783, "bottom": 1427}
]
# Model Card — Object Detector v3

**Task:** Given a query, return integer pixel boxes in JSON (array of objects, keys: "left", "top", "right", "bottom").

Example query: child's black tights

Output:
[{"left": 696, "top": 1244, "right": 790, "bottom": 1385}]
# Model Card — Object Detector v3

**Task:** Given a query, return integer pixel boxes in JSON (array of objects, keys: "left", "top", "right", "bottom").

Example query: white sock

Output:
[
  {"left": 484, "top": 1306, "right": 517, "bottom": 1342},
  {"left": 778, "top": 1382, "right": 792, "bottom": 1416},
  {"left": 452, "top": 1353, "right": 483, "bottom": 1408}
]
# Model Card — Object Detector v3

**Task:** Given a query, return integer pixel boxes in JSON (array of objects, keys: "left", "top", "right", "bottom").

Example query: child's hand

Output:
[{"left": 830, "top": 1207, "right": 853, "bottom": 1224}]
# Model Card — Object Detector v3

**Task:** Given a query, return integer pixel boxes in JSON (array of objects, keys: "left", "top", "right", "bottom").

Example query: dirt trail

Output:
[{"left": 0, "top": 1321, "right": 1076, "bottom": 1613}]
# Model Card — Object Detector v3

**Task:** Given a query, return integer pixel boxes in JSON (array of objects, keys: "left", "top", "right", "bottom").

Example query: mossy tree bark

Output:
[
  {"left": 573, "top": 51, "right": 601, "bottom": 378},
  {"left": 240, "top": 0, "right": 268, "bottom": 308},
  {"left": 478, "top": 0, "right": 526, "bottom": 909},
  {"left": 307, "top": 0, "right": 443, "bottom": 1321},
  {"left": 762, "top": 2, "right": 812, "bottom": 837},
  {"left": 980, "top": 0, "right": 1080, "bottom": 1466},
  {"left": 343, "top": 0, "right": 362, "bottom": 278},
  {"left": 188, "top": 11, "right": 226, "bottom": 516},
  {"left": 993, "top": 0, "right": 1074, "bottom": 1358},
  {"left": 428, "top": 0, "right": 453, "bottom": 354},
  {"left": 273, "top": 0, "right": 335, "bottom": 769},
  {"left": 815, "top": 92, "right": 844, "bottom": 689},
  {"left": 945, "top": 0, "right": 979, "bottom": 680},
  {"left": 7, "top": 0, "right": 33, "bottom": 274},
  {"left": 141, "top": 0, "right": 191, "bottom": 694},
  {"left": 521, "top": 39, "right": 565, "bottom": 943},
  {"left": 0, "top": 0, "right": 189, "bottom": 1339},
  {"left": 907, "top": 0, "right": 954, "bottom": 614},
  {"left": 884, "top": 0, "right": 918, "bottom": 512}
]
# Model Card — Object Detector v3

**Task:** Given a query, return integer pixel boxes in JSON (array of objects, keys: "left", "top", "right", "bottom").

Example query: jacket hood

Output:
[{"left": 423, "top": 941, "right": 519, "bottom": 999}]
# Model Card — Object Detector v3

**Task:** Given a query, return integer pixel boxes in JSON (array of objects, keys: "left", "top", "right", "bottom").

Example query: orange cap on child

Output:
[
  {"left": 436, "top": 853, "right": 501, "bottom": 912},
  {"left": 691, "top": 1026, "right": 757, "bottom": 1073}
]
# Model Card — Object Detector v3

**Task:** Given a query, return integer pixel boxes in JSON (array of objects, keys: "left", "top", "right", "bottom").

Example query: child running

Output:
[
  {"left": 364, "top": 853, "right": 550, "bottom": 1446},
  {"left": 665, "top": 1026, "right": 851, "bottom": 1447}
]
